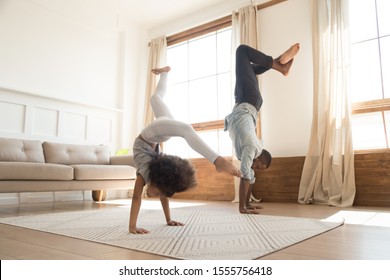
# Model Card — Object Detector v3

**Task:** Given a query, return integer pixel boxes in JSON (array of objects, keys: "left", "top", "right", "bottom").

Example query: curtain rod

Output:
[
  {"left": 161, "top": 0, "right": 288, "bottom": 46},
  {"left": 256, "top": 0, "right": 287, "bottom": 10}
]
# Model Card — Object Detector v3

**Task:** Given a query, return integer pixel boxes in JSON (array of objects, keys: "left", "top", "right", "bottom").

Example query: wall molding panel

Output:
[
  {"left": 0, "top": 86, "right": 125, "bottom": 204},
  {"left": 0, "top": 86, "right": 121, "bottom": 145},
  {"left": 32, "top": 107, "right": 59, "bottom": 137},
  {"left": 0, "top": 100, "right": 26, "bottom": 134}
]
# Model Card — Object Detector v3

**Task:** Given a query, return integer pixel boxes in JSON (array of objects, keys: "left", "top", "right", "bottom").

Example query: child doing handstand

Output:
[{"left": 129, "top": 66, "right": 241, "bottom": 234}]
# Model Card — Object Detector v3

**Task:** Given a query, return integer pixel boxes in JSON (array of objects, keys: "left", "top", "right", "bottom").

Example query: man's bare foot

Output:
[
  {"left": 151, "top": 66, "right": 171, "bottom": 74},
  {"left": 214, "top": 156, "right": 241, "bottom": 177},
  {"left": 279, "top": 43, "right": 300, "bottom": 64},
  {"left": 273, "top": 58, "right": 294, "bottom": 76}
]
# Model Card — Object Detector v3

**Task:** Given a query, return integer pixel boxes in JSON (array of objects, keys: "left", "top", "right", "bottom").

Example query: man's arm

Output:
[
  {"left": 239, "top": 178, "right": 260, "bottom": 214},
  {"left": 129, "top": 175, "right": 150, "bottom": 234}
]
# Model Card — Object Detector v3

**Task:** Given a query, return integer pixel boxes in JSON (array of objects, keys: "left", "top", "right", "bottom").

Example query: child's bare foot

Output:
[
  {"left": 279, "top": 43, "right": 300, "bottom": 64},
  {"left": 151, "top": 66, "right": 171, "bottom": 74},
  {"left": 214, "top": 156, "right": 241, "bottom": 177}
]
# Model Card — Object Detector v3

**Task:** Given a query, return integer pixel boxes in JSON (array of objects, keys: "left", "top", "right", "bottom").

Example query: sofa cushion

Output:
[
  {"left": 43, "top": 142, "right": 110, "bottom": 165},
  {"left": 0, "top": 137, "right": 45, "bottom": 163},
  {"left": 0, "top": 162, "right": 74, "bottom": 180},
  {"left": 72, "top": 165, "right": 135, "bottom": 180},
  {"left": 110, "top": 155, "right": 135, "bottom": 167}
]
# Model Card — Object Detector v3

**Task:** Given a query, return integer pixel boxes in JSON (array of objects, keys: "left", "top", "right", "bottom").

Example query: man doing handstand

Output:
[{"left": 225, "top": 43, "right": 299, "bottom": 214}]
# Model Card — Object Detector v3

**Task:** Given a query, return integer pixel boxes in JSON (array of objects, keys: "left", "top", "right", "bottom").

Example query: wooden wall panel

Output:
[
  {"left": 253, "top": 157, "right": 305, "bottom": 203},
  {"left": 179, "top": 152, "right": 390, "bottom": 207},
  {"left": 173, "top": 158, "right": 235, "bottom": 201},
  {"left": 354, "top": 152, "right": 390, "bottom": 207}
]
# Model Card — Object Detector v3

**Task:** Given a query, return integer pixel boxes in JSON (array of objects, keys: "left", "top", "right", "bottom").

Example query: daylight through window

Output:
[
  {"left": 163, "top": 28, "right": 234, "bottom": 158},
  {"left": 350, "top": 0, "right": 390, "bottom": 150}
]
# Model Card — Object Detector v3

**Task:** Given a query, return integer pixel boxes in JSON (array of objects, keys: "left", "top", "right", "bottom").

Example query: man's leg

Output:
[
  {"left": 234, "top": 45, "right": 273, "bottom": 110},
  {"left": 236, "top": 44, "right": 300, "bottom": 79},
  {"left": 236, "top": 44, "right": 273, "bottom": 75}
]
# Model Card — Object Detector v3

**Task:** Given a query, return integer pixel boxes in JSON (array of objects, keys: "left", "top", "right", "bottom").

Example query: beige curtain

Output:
[
  {"left": 299, "top": 0, "right": 355, "bottom": 207},
  {"left": 143, "top": 36, "right": 167, "bottom": 126},
  {"left": 231, "top": 5, "right": 259, "bottom": 202},
  {"left": 232, "top": 5, "right": 258, "bottom": 49},
  {"left": 231, "top": 4, "right": 259, "bottom": 90},
  {"left": 232, "top": 5, "right": 261, "bottom": 137}
]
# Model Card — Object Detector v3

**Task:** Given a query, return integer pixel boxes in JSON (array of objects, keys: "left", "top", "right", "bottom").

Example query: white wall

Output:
[
  {"left": 0, "top": 0, "right": 118, "bottom": 108},
  {"left": 0, "top": 0, "right": 149, "bottom": 203},
  {"left": 148, "top": 0, "right": 314, "bottom": 158},
  {"left": 258, "top": 0, "right": 313, "bottom": 157},
  {"left": 0, "top": 0, "right": 149, "bottom": 149}
]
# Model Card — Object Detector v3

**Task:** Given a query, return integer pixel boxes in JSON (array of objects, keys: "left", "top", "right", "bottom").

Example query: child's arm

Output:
[
  {"left": 160, "top": 196, "right": 184, "bottom": 226},
  {"left": 129, "top": 175, "right": 150, "bottom": 234}
]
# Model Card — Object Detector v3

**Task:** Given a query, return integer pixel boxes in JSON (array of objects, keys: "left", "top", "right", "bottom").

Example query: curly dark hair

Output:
[
  {"left": 148, "top": 154, "right": 197, "bottom": 197},
  {"left": 259, "top": 149, "right": 272, "bottom": 169}
]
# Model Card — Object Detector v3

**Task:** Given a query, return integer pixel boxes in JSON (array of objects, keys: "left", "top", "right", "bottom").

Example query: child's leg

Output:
[
  {"left": 150, "top": 67, "right": 174, "bottom": 119},
  {"left": 145, "top": 118, "right": 240, "bottom": 177},
  {"left": 145, "top": 118, "right": 218, "bottom": 162}
]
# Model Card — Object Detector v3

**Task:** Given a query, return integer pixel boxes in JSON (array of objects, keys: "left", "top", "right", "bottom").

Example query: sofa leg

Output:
[{"left": 92, "top": 190, "right": 106, "bottom": 202}]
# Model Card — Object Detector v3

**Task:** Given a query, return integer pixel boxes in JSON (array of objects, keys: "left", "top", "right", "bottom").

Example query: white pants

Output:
[{"left": 141, "top": 72, "right": 219, "bottom": 163}]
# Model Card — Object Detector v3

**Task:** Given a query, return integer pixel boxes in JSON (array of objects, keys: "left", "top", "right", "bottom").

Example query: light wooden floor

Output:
[{"left": 1, "top": 199, "right": 390, "bottom": 260}]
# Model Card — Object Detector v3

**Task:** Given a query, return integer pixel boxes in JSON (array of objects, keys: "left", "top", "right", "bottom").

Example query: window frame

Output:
[
  {"left": 350, "top": 0, "right": 390, "bottom": 152},
  {"left": 166, "top": 18, "right": 231, "bottom": 133},
  {"left": 164, "top": 0, "right": 287, "bottom": 133},
  {"left": 159, "top": 0, "right": 390, "bottom": 153}
]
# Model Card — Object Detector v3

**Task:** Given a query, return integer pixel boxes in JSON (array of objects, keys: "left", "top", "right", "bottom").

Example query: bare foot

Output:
[
  {"left": 214, "top": 156, "right": 241, "bottom": 177},
  {"left": 151, "top": 66, "right": 171, "bottom": 74},
  {"left": 279, "top": 43, "right": 300, "bottom": 64},
  {"left": 273, "top": 58, "right": 294, "bottom": 76}
]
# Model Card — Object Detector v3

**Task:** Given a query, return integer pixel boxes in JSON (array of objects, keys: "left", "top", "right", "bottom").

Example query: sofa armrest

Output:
[{"left": 110, "top": 155, "right": 135, "bottom": 167}]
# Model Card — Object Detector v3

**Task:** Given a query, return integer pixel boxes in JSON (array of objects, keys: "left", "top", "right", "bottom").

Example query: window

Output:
[
  {"left": 350, "top": 0, "right": 390, "bottom": 150},
  {"left": 163, "top": 27, "right": 234, "bottom": 158}
]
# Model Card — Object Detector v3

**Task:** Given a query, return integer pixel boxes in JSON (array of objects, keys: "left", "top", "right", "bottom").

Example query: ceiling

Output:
[
  {"left": 29, "top": 0, "right": 233, "bottom": 30},
  {"left": 117, "top": 0, "right": 230, "bottom": 29}
]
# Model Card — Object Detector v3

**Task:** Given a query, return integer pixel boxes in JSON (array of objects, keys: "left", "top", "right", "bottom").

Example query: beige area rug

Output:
[{"left": 0, "top": 207, "right": 343, "bottom": 259}]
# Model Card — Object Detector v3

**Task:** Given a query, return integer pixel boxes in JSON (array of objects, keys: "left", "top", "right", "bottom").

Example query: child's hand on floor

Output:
[
  {"left": 167, "top": 220, "right": 184, "bottom": 226},
  {"left": 129, "top": 226, "right": 150, "bottom": 234}
]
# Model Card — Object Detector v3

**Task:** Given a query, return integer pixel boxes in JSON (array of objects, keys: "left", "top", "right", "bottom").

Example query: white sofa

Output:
[{"left": 0, "top": 137, "right": 136, "bottom": 200}]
